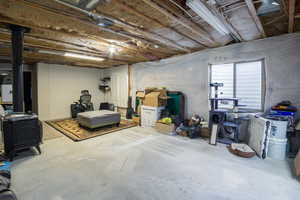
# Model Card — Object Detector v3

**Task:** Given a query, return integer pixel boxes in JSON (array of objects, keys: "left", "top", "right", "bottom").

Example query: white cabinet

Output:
[{"left": 1, "top": 84, "right": 13, "bottom": 103}]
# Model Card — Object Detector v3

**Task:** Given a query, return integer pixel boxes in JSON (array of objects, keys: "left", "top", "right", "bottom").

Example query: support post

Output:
[{"left": 10, "top": 25, "right": 26, "bottom": 112}]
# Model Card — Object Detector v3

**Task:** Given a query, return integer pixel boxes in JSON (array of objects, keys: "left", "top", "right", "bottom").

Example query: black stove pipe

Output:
[{"left": 10, "top": 25, "right": 26, "bottom": 112}]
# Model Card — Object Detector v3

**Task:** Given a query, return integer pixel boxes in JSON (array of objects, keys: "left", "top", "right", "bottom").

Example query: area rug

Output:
[
  {"left": 46, "top": 118, "right": 136, "bottom": 142},
  {"left": 0, "top": 123, "right": 62, "bottom": 152},
  {"left": 42, "top": 122, "right": 64, "bottom": 141}
]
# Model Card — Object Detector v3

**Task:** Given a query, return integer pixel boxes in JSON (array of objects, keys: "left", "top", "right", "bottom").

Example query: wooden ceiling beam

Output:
[
  {"left": 280, "top": 0, "right": 288, "bottom": 17},
  {"left": 264, "top": 15, "right": 286, "bottom": 26},
  {"left": 0, "top": 47, "right": 125, "bottom": 68},
  {"left": 114, "top": 0, "right": 208, "bottom": 48},
  {"left": 28, "top": 0, "right": 183, "bottom": 58},
  {"left": 0, "top": 0, "right": 175, "bottom": 62},
  {"left": 244, "top": 0, "right": 266, "bottom": 38},
  {"left": 53, "top": 0, "right": 190, "bottom": 52},
  {"left": 28, "top": 28, "right": 156, "bottom": 62},
  {"left": 0, "top": 29, "right": 142, "bottom": 64},
  {"left": 140, "top": 0, "right": 215, "bottom": 46},
  {"left": 288, "top": 0, "right": 296, "bottom": 33}
]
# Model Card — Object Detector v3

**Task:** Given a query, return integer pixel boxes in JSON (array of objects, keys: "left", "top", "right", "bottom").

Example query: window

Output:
[{"left": 210, "top": 60, "right": 264, "bottom": 111}]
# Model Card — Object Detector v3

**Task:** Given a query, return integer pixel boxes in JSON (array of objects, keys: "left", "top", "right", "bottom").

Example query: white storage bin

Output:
[{"left": 141, "top": 106, "right": 164, "bottom": 127}]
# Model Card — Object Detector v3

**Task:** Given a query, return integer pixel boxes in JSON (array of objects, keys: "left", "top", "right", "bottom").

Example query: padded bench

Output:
[{"left": 77, "top": 110, "right": 121, "bottom": 129}]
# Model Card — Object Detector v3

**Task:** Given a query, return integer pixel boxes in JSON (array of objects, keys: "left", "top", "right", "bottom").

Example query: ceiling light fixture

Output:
[
  {"left": 64, "top": 53, "right": 105, "bottom": 62},
  {"left": 0, "top": 73, "right": 8, "bottom": 76},
  {"left": 38, "top": 50, "right": 105, "bottom": 62},
  {"left": 271, "top": 1, "right": 280, "bottom": 6},
  {"left": 108, "top": 46, "right": 117, "bottom": 55},
  {"left": 186, "top": 0, "right": 230, "bottom": 35}
]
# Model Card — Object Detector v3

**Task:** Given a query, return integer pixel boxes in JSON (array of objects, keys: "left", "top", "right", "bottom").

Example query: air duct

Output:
[
  {"left": 257, "top": 0, "right": 280, "bottom": 16},
  {"left": 186, "top": 0, "right": 230, "bottom": 35}
]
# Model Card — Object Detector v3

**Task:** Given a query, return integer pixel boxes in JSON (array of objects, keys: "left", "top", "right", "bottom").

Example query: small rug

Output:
[{"left": 46, "top": 118, "right": 136, "bottom": 142}]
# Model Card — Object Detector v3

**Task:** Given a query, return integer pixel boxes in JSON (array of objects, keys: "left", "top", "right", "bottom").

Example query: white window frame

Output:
[{"left": 209, "top": 59, "right": 266, "bottom": 112}]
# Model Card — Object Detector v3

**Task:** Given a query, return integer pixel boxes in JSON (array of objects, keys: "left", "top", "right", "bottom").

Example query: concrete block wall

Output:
[{"left": 131, "top": 33, "right": 300, "bottom": 120}]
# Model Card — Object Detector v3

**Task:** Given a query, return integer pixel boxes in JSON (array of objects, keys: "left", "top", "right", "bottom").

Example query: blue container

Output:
[{"left": 0, "top": 161, "right": 11, "bottom": 171}]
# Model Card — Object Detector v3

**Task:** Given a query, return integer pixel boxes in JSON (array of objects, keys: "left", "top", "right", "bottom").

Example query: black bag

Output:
[
  {"left": 0, "top": 189, "right": 17, "bottom": 200},
  {"left": 0, "top": 175, "right": 10, "bottom": 191},
  {"left": 0, "top": 170, "right": 11, "bottom": 179}
]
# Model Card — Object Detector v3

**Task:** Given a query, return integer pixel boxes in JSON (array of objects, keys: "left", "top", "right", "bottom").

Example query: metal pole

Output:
[{"left": 10, "top": 25, "right": 26, "bottom": 112}]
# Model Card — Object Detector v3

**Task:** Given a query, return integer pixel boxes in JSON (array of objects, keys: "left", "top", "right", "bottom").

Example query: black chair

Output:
[
  {"left": 79, "top": 90, "right": 94, "bottom": 111},
  {"left": 99, "top": 102, "right": 114, "bottom": 111}
]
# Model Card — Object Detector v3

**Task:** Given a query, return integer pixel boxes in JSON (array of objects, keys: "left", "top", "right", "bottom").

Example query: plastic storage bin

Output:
[{"left": 141, "top": 106, "right": 164, "bottom": 127}]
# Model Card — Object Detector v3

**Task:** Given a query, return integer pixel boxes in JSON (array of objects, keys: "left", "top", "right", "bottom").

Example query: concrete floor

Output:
[{"left": 11, "top": 125, "right": 300, "bottom": 200}]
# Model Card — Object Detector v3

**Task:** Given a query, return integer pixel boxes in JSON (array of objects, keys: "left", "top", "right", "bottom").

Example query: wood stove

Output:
[{"left": 2, "top": 113, "right": 42, "bottom": 161}]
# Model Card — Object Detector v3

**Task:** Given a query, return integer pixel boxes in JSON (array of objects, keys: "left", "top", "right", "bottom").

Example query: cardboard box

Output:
[
  {"left": 132, "top": 116, "right": 140, "bottom": 125},
  {"left": 136, "top": 91, "right": 145, "bottom": 98},
  {"left": 155, "top": 122, "right": 175, "bottom": 134},
  {"left": 200, "top": 127, "right": 210, "bottom": 138},
  {"left": 143, "top": 89, "right": 169, "bottom": 107},
  {"left": 295, "top": 151, "right": 300, "bottom": 178}
]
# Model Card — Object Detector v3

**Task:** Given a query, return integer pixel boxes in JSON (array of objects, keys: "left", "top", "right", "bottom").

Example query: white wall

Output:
[
  {"left": 131, "top": 33, "right": 300, "bottom": 120},
  {"left": 37, "top": 63, "right": 104, "bottom": 121},
  {"left": 101, "top": 65, "right": 128, "bottom": 108}
]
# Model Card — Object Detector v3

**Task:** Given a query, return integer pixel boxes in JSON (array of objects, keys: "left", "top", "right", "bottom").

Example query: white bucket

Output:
[
  {"left": 269, "top": 120, "right": 288, "bottom": 140},
  {"left": 267, "top": 138, "right": 287, "bottom": 160}
]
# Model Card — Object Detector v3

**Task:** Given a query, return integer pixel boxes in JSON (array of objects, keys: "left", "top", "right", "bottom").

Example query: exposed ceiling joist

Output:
[
  {"left": 0, "top": 47, "right": 125, "bottom": 68},
  {"left": 54, "top": 0, "right": 191, "bottom": 52},
  {"left": 140, "top": 0, "right": 215, "bottom": 46},
  {"left": 202, "top": 1, "right": 243, "bottom": 42},
  {"left": 280, "top": 0, "right": 288, "bottom": 17},
  {"left": 263, "top": 15, "right": 286, "bottom": 26},
  {"left": 0, "top": 0, "right": 176, "bottom": 62},
  {"left": 288, "top": 0, "right": 296, "bottom": 33},
  {"left": 244, "top": 0, "right": 266, "bottom": 38},
  {"left": 0, "top": 30, "right": 137, "bottom": 64},
  {"left": 114, "top": 0, "right": 208, "bottom": 48}
]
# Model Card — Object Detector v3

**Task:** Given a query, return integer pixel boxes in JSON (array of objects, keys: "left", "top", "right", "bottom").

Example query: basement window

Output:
[{"left": 209, "top": 60, "right": 265, "bottom": 111}]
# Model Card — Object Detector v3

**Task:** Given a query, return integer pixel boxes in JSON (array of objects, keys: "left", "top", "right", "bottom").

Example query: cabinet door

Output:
[{"left": 1, "top": 84, "right": 13, "bottom": 103}]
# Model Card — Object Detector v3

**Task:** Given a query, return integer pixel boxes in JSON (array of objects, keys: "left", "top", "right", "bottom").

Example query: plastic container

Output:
[
  {"left": 267, "top": 138, "right": 288, "bottom": 160},
  {"left": 141, "top": 106, "right": 164, "bottom": 127}
]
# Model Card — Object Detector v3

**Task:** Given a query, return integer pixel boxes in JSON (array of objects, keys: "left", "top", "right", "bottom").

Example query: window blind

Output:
[
  {"left": 236, "top": 61, "right": 262, "bottom": 110},
  {"left": 210, "top": 61, "right": 263, "bottom": 110}
]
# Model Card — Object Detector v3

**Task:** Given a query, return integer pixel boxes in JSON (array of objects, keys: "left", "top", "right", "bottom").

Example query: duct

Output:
[
  {"left": 55, "top": 0, "right": 114, "bottom": 27},
  {"left": 85, "top": 0, "right": 101, "bottom": 10},
  {"left": 61, "top": 0, "right": 103, "bottom": 11},
  {"left": 257, "top": 0, "right": 280, "bottom": 16}
]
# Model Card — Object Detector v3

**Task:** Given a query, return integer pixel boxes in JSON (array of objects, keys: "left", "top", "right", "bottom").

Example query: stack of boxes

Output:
[{"left": 135, "top": 88, "right": 169, "bottom": 128}]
